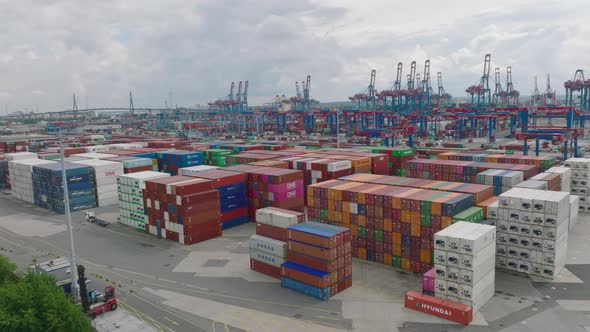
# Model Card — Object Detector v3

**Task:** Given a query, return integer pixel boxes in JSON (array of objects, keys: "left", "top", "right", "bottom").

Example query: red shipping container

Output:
[
  {"left": 288, "top": 241, "right": 338, "bottom": 261},
  {"left": 167, "top": 178, "right": 214, "bottom": 195},
  {"left": 287, "top": 251, "right": 338, "bottom": 272},
  {"left": 281, "top": 265, "right": 331, "bottom": 288},
  {"left": 250, "top": 259, "right": 281, "bottom": 279},
  {"left": 183, "top": 227, "right": 221, "bottom": 245},
  {"left": 146, "top": 176, "right": 193, "bottom": 193},
  {"left": 177, "top": 190, "right": 220, "bottom": 206},
  {"left": 287, "top": 228, "right": 342, "bottom": 249},
  {"left": 221, "top": 207, "right": 249, "bottom": 222},
  {"left": 175, "top": 211, "right": 221, "bottom": 225},
  {"left": 404, "top": 291, "right": 473, "bottom": 325},
  {"left": 174, "top": 199, "right": 220, "bottom": 215},
  {"left": 256, "top": 223, "right": 288, "bottom": 242}
]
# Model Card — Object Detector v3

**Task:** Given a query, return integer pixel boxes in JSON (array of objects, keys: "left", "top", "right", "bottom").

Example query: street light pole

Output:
[
  {"left": 59, "top": 130, "right": 79, "bottom": 300},
  {"left": 336, "top": 110, "right": 340, "bottom": 149}
]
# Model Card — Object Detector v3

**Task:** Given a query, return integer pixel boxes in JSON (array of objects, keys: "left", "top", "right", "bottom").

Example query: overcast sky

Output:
[{"left": 1, "top": 0, "right": 588, "bottom": 112}]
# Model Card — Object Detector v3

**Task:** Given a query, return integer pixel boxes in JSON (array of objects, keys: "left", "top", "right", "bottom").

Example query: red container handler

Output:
[
  {"left": 405, "top": 291, "right": 473, "bottom": 325},
  {"left": 250, "top": 258, "right": 281, "bottom": 279}
]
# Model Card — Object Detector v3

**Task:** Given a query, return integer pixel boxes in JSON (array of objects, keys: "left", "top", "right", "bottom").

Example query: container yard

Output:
[{"left": 1, "top": 54, "right": 590, "bottom": 332}]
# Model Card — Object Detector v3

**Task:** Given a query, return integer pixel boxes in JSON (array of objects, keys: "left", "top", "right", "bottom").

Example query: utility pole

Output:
[
  {"left": 336, "top": 110, "right": 340, "bottom": 148},
  {"left": 59, "top": 130, "right": 79, "bottom": 301}
]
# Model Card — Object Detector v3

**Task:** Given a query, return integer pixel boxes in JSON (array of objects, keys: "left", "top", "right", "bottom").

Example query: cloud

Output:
[{"left": 0, "top": 0, "right": 588, "bottom": 112}]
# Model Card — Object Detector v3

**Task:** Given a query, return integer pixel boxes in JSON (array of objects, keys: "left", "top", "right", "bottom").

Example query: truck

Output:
[
  {"left": 87, "top": 286, "right": 118, "bottom": 318},
  {"left": 84, "top": 211, "right": 109, "bottom": 227},
  {"left": 78, "top": 265, "right": 117, "bottom": 319}
]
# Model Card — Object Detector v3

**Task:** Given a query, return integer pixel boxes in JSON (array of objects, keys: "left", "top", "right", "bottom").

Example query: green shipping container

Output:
[
  {"left": 358, "top": 226, "right": 367, "bottom": 238},
  {"left": 420, "top": 215, "right": 431, "bottom": 226},
  {"left": 392, "top": 256, "right": 401, "bottom": 268},
  {"left": 453, "top": 207, "right": 483, "bottom": 223},
  {"left": 392, "top": 148, "right": 414, "bottom": 157},
  {"left": 374, "top": 229, "right": 383, "bottom": 241}
]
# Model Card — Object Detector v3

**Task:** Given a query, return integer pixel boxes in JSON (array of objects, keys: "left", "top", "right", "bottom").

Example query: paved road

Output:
[
  {"left": 0, "top": 195, "right": 350, "bottom": 332},
  {"left": 2, "top": 191, "right": 590, "bottom": 331}
]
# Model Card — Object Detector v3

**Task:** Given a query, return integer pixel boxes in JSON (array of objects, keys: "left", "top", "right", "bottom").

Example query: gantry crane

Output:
[
  {"left": 303, "top": 75, "right": 311, "bottom": 112},
  {"left": 420, "top": 60, "right": 433, "bottom": 110},
  {"left": 492, "top": 67, "right": 503, "bottom": 105},
  {"left": 435, "top": 72, "right": 452, "bottom": 106},
  {"left": 376, "top": 62, "right": 405, "bottom": 113},
  {"left": 349, "top": 69, "right": 377, "bottom": 112},
  {"left": 543, "top": 74, "right": 556, "bottom": 106},
  {"left": 466, "top": 54, "right": 492, "bottom": 110},
  {"left": 242, "top": 81, "right": 249, "bottom": 113},
  {"left": 505, "top": 66, "right": 519, "bottom": 105},
  {"left": 564, "top": 69, "right": 590, "bottom": 110},
  {"left": 405, "top": 61, "right": 420, "bottom": 111},
  {"left": 531, "top": 76, "right": 543, "bottom": 107}
]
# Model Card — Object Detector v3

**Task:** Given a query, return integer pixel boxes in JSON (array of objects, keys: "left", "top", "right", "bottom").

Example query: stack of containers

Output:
[
  {"left": 309, "top": 159, "right": 353, "bottom": 184},
  {"left": 131, "top": 153, "right": 160, "bottom": 171},
  {"left": 251, "top": 207, "right": 305, "bottom": 278},
  {"left": 476, "top": 170, "right": 524, "bottom": 195},
  {"left": 182, "top": 169, "right": 249, "bottom": 230},
  {"left": 179, "top": 165, "right": 219, "bottom": 176},
  {"left": 143, "top": 176, "right": 221, "bottom": 244},
  {"left": 405, "top": 159, "right": 537, "bottom": 182},
  {"left": 422, "top": 268, "right": 435, "bottom": 296},
  {"left": 288, "top": 157, "right": 352, "bottom": 187},
  {"left": 438, "top": 153, "right": 556, "bottom": 171},
  {"left": 117, "top": 157, "right": 155, "bottom": 173},
  {"left": 367, "top": 147, "right": 414, "bottom": 176},
  {"left": 453, "top": 207, "right": 484, "bottom": 223},
  {"left": 433, "top": 221, "right": 496, "bottom": 312},
  {"left": 545, "top": 166, "right": 572, "bottom": 193},
  {"left": 61, "top": 147, "right": 86, "bottom": 157},
  {"left": 157, "top": 150, "right": 204, "bottom": 175},
  {"left": 71, "top": 152, "right": 117, "bottom": 159},
  {"left": 32, "top": 163, "right": 98, "bottom": 213},
  {"left": 255, "top": 207, "right": 305, "bottom": 242},
  {"left": 248, "top": 160, "right": 290, "bottom": 169},
  {"left": 318, "top": 150, "right": 389, "bottom": 175},
  {"left": 71, "top": 159, "right": 123, "bottom": 206},
  {"left": 224, "top": 165, "right": 305, "bottom": 219},
  {"left": 340, "top": 173, "right": 494, "bottom": 204},
  {"left": 9, "top": 159, "right": 57, "bottom": 203},
  {"left": 495, "top": 188, "right": 569, "bottom": 278},
  {"left": 0, "top": 158, "right": 8, "bottom": 189},
  {"left": 569, "top": 196, "right": 580, "bottom": 230},
  {"left": 82, "top": 145, "right": 110, "bottom": 153},
  {"left": 529, "top": 173, "right": 561, "bottom": 191},
  {"left": 117, "top": 171, "right": 170, "bottom": 230},
  {"left": 226, "top": 153, "right": 276, "bottom": 166},
  {"left": 281, "top": 222, "right": 352, "bottom": 300},
  {"left": 250, "top": 232, "right": 288, "bottom": 278},
  {"left": 5, "top": 152, "right": 38, "bottom": 161},
  {"left": 476, "top": 197, "right": 499, "bottom": 220},
  {"left": 307, "top": 180, "right": 473, "bottom": 272},
  {"left": 515, "top": 180, "right": 548, "bottom": 190},
  {"left": 304, "top": 154, "right": 372, "bottom": 174},
  {"left": 203, "top": 149, "right": 234, "bottom": 166},
  {"left": 564, "top": 158, "right": 590, "bottom": 210}
]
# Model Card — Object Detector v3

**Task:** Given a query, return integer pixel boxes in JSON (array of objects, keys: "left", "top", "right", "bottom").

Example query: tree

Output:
[
  {"left": 0, "top": 256, "right": 16, "bottom": 286},
  {"left": 0, "top": 258, "right": 92, "bottom": 332}
]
